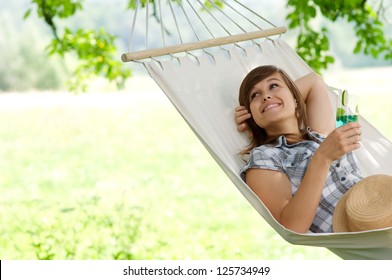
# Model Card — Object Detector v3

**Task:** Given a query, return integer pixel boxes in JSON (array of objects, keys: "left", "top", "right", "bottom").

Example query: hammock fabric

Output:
[
  {"left": 144, "top": 39, "right": 392, "bottom": 260},
  {"left": 122, "top": 1, "right": 392, "bottom": 260}
]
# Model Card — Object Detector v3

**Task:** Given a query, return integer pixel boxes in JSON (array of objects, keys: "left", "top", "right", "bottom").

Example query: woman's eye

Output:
[
  {"left": 269, "top": 83, "right": 278, "bottom": 90},
  {"left": 250, "top": 92, "right": 260, "bottom": 100}
]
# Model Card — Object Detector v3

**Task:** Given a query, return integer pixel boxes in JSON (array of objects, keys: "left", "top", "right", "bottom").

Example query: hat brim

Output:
[
  {"left": 332, "top": 186, "right": 353, "bottom": 232},
  {"left": 333, "top": 174, "right": 392, "bottom": 232}
]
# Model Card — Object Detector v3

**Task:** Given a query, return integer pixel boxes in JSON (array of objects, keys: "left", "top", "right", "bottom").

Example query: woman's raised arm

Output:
[{"left": 295, "top": 72, "right": 335, "bottom": 135}]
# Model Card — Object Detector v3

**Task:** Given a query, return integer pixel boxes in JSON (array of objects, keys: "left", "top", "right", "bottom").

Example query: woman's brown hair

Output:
[{"left": 238, "top": 65, "right": 309, "bottom": 154}]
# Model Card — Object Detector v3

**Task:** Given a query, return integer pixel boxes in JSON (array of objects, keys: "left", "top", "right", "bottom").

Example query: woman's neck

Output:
[{"left": 266, "top": 121, "right": 302, "bottom": 140}]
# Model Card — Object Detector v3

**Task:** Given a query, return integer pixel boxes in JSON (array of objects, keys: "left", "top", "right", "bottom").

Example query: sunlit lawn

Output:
[{"left": 0, "top": 68, "right": 390, "bottom": 259}]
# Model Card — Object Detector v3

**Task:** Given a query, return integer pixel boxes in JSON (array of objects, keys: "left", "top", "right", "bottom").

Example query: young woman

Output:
[{"left": 235, "top": 65, "right": 363, "bottom": 233}]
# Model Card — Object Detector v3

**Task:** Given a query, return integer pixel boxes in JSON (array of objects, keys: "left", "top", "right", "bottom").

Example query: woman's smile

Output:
[
  {"left": 248, "top": 72, "right": 299, "bottom": 132},
  {"left": 262, "top": 102, "right": 282, "bottom": 113}
]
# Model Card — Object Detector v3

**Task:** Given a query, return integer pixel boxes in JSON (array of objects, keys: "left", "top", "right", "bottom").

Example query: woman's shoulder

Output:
[
  {"left": 240, "top": 144, "right": 284, "bottom": 179},
  {"left": 248, "top": 143, "right": 284, "bottom": 161}
]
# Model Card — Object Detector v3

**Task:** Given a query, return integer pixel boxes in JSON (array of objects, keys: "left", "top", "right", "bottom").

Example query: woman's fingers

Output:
[
  {"left": 235, "top": 106, "right": 251, "bottom": 125},
  {"left": 337, "top": 121, "right": 361, "bottom": 133},
  {"left": 318, "top": 122, "right": 362, "bottom": 161},
  {"left": 237, "top": 123, "right": 247, "bottom": 132},
  {"left": 236, "top": 113, "right": 251, "bottom": 125},
  {"left": 339, "top": 123, "right": 362, "bottom": 151},
  {"left": 339, "top": 123, "right": 362, "bottom": 144}
]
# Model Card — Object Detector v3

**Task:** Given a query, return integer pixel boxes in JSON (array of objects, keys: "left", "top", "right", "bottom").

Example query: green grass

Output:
[{"left": 4, "top": 83, "right": 391, "bottom": 260}]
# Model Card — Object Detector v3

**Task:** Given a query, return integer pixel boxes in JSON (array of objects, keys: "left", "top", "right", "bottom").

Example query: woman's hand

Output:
[
  {"left": 235, "top": 106, "right": 251, "bottom": 132},
  {"left": 315, "top": 122, "right": 362, "bottom": 163}
]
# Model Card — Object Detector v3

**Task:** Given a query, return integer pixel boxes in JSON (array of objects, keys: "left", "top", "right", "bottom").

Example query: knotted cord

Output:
[{"left": 122, "top": 0, "right": 286, "bottom": 62}]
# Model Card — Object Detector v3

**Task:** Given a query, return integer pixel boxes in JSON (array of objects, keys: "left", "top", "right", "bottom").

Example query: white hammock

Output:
[{"left": 122, "top": 0, "right": 392, "bottom": 260}]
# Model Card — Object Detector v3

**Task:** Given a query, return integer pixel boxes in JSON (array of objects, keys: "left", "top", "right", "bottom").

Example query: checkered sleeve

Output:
[{"left": 240, "top": 146, "right": 285, "bottom": 181}]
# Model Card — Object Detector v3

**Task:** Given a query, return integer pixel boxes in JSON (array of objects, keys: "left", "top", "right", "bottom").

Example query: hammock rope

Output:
[
  {"left": 196, "top": 0, "right": 234, "bottom": 36},
  {"left": 122, "top": 0, "right": 392, "bottom": 260},
  {"left": 122, "top": 0, "right": 285, "bottom": 62},
  {"left": 145, "top": 1, "right": 149, "bottom": 50},
  {"left": 168, "top": 0, "right": 184, "bottom": 44},
  {"left": 127, "top": 0, "right": 139, "bottom": 54},
  {"left": 157, "top": 0, "right": 167, "bottom": 47}
]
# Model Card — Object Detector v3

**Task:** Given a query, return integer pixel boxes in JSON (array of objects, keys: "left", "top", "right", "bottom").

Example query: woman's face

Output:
[{"left": 249, "top": 72, "right": 297, "bottom": 130}]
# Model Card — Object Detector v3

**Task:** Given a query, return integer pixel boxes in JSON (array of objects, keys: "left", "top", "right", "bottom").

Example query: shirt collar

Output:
[{"left": 273, "top": 127, "right": 325, "bottom": 148}]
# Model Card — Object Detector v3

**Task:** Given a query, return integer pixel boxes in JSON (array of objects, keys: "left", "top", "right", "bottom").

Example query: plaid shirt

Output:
[{"left": 240, "top": 130, "right": 363, "bottom": 233}]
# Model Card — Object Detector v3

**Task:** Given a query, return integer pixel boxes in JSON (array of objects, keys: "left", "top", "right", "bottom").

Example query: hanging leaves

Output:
[
  {"left": 24, "top": 0, "right": 131, "bottom": 92},
  {"left": 23, "top": 0, "right": 391, "bottom": 90},
  {"left": 286, "top": 0, "right": 392, "bottom": 73}
]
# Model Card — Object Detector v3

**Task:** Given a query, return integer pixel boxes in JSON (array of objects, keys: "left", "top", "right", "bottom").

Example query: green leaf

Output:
[
  {"left": 308, "top": 6, "right": 317, "bottom": 18},
  {"left": 127, "top": 0, "right": 141, "bottom": 9},
  {"left": 370, "top": 48, "right": 379, "bottom": 58},
  {"left": 325, "top": 56, "right": 335, "bottom": 64},
  {"left": 353, "top": 42, "right": 362, "bottom": 54},
  {"left": 288, "top": 20, "right": 299, "bottom": 29},
  {"left": 23, "top": 9, "right": 32, "bottom": 19}
]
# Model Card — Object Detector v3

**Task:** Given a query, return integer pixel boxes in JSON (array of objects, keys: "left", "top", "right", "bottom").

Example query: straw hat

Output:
[{"left": 333, "top": 174, "right": 392, "bottom": 232}]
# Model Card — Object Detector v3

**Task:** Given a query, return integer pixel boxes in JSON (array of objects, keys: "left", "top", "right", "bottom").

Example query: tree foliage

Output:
[
  {"left": 286, "top": 0, "right": 392, "bottom": 72},
  {"left": 24, "top": 0, "right": 131, "bottom": 92},
  {"left": 24, "top": 0, "right": 391, "bottom": 91}
]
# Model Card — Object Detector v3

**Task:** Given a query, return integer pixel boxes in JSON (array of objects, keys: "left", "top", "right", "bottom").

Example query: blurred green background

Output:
[{"left": 0, "top": 0, "right": 391, "bottom": 260}]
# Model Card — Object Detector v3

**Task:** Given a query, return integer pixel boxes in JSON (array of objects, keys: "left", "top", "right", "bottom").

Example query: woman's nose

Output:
[{"left": 262, "top": 95, "right": 271, "bottom": 102}]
